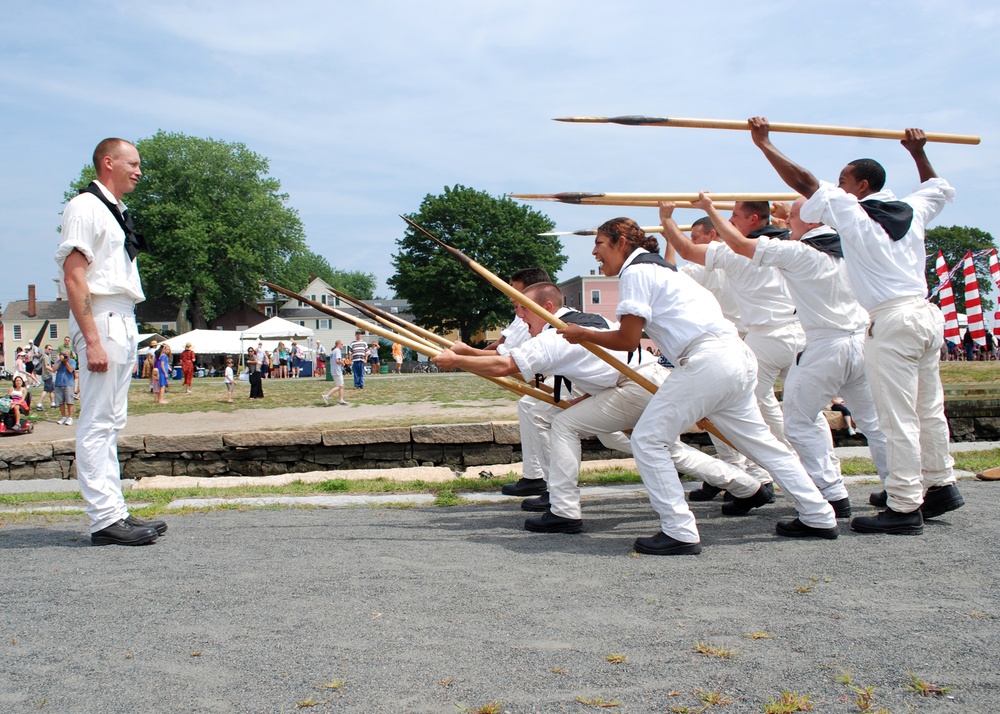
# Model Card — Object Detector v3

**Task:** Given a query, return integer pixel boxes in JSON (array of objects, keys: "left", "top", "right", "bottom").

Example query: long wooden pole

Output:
[
  {"left": 553, "top": 116, "right": 981, "bottom": 145},
  {"left": 541, "top": 225, "right": 693, "bottom": 237},
  {"left": 326, "top": 285, "right": 555, "bottom": 394},
  {"left": 401, "top": 217, "right": 735, "bottom": 446},
  {"left": 511, "top": 192, "right": 798, "bottom": 204},
  {"left": 263, "top": 282, "right": 562, "bottom": 407}
]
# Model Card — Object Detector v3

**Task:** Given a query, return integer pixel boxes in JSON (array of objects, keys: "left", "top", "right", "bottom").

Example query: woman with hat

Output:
[{"left": 180, "top": 341, "right": 197, "bottom": 394}]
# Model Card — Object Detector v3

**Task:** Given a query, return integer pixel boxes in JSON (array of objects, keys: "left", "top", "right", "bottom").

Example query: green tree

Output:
[
  {"left": 388, "top": 185, "right": 564, "bottom": 344},
  {"left": 925, "top": 226, "right": 996, "bottom": 313},
  {"left": 274, "top": 249, "right": 377, "bottom": 299},
  {"left": 65, "top": 131, "right": 308, "bottom": 327}
]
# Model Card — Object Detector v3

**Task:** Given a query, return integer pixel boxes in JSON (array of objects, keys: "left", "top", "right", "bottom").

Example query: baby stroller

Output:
[{"left": 0, "top": 390, "right": 34, "bottom": 435}]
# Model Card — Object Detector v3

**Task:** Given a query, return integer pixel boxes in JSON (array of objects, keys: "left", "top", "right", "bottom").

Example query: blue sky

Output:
[{"left": 2, "top": 1, "right": 998, "bottom": 308}]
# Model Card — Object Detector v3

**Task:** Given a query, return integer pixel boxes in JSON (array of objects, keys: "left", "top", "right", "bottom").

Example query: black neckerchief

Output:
[
  {"left": 859, "top": 199, "right": 913, "bottom": 241},
  {"left": 620, "top": 251, "right": 678, "bottom": 274},
  {"left": 801, "top": 230, "right": 844, "bottom": 259},
  {"left": 79, "top": 182, "right": 147, "bottom": 261},
  {"left": 748, "top": 224, "right": 791, "bottom": 240},
  {"left": 552, "top": 311, "right": 611, "bottom": 402}
]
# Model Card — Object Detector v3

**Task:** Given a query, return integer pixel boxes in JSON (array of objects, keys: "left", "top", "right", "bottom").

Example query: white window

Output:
[
  {"left": 591, "top": 290, "right": 601, "bottom": 305},
  {"left": 265, "top": 306, "right": 274, "bottom": 317},
  {"left": 391, "top": 307, "right": 399, "bottom": 314},
  {"left": 13, "top": 325, "right": 21, "bottom": 340},
  {"left": 161, "top": 324, "right": 169, "bottom": 333},
  {"left": 49, "top": 324, "right": 58, "bottom": 339}
]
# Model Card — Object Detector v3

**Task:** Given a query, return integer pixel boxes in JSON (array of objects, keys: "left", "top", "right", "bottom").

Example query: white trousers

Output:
[
  {"left": 518, "top": 392, "right": 629, "bottom": 484},
  {"left": 744, "top": 321, "right": 805, "bottom": 448},
  {"left": 71, "top": 297, "right": 138, "bottom": 532},
  {"left": 710, "top": 435, "right": 773, "bottom": 486},
  {"left": 631, "top": 335, "right": 835, "bottom": 543},
  {"left": 865, "top": 298, "right": 955, "bottom": 512},
  {"left": 547, "top": 365, "right": 762, "bottom": 519},
  {"left": 782, "top": 328, "right": 888, "bottom": 500}
]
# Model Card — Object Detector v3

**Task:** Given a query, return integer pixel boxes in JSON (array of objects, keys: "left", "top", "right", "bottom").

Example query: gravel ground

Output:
[{"left": 1, "top": 479, "right": 997, "bottom": 713}]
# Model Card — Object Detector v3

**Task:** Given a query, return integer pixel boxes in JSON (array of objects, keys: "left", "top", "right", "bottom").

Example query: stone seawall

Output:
[{"left": 2, "top": 404, "right": 997, "bottom": 482}]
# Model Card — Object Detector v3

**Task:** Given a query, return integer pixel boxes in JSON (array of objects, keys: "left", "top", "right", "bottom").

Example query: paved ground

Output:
[{"left": 1, "top": 452, "right": 998, "bottom": 712}]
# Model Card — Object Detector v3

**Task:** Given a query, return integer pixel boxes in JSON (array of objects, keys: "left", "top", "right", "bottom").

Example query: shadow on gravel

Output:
[{"left": 0, "top": 527, "right": 92, "bottom": 549}]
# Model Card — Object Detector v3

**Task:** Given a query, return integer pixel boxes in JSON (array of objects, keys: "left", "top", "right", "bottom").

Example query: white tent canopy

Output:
[
  {"left": 163, "top": 329, "right": 244, "bottom": 355},
  {"left": 241, "top": 317, "right": 314, "bottom": 342}
]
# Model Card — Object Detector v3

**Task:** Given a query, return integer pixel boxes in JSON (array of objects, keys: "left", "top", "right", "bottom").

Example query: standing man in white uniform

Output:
[
  {"left": 685, "top": 194, "right": 889, "bottom": 518},
  {"left": 749, "top": 117, "right": 963, "bottom": 535},
  {"left": 562, "top": 218, "right": 838, "bottom": 554},
  {"left": 57, "top": 138, "right": 166, "bottom": 546}
]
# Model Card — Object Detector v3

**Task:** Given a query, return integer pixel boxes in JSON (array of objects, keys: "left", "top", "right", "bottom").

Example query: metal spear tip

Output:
[{"left": 608, "top": 116, "right": 669, "bottom": 125}]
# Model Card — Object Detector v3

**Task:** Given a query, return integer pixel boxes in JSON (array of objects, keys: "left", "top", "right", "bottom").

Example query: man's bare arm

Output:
[
  {"left": 62, "top": 249, "right": 108, "bottom": 372},
  {"left": 749, "top": 117, "right": 819, "bottom": 198},
  {"left": 659, "top": 202, "right": 708, "bottom": 265},
  {"left": 432, "top": 349, "right": 519, "bottom": 377},
  {"left": 902, "top": 128, "right": 937, "bottom": 183},
  {"left": 559, "top": 314, "right": 645, "bottom": 352},
  {"left": 692, "top": 192, "right": 758, "bottom": 260}
]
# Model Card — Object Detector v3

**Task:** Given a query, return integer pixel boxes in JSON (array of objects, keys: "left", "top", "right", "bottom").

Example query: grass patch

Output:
[
  {"left": 693, "top": 641, "right": 734, "bottom": 659},
  {"left": 761, "top": 691, "right": 814, "bottom": 713},
  {"left": 906, "top": 670, "right": 951, "bottom": 697}
]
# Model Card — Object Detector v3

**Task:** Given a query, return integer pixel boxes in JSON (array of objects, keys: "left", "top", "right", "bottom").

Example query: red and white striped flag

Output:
[
  {"left": 989, "top": 247, "right": 999, "bottom": 291},
  {"left": 935, "top": 251, "right": 961, "bottom": 341},
  {"left": 963, "top": 250, "right": 986, "bottom": 347}
]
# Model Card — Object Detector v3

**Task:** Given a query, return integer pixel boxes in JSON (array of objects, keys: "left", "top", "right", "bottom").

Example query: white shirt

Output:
[
  {"left": 224, "top": 366, "right": 234, "bottom": 384},
  {"left": 55, "top": 180, "right": 144, "bottom": 302},
  {"left": 617, "top": 248, "right": 736, "bottom": 365},
  {"left": 800, "top": 178, "right": 954, "bottom": 311},
  {"left": 332, "top": 347, "right": 343, "bottom": 365},
  {"left": 704, "top": 242, "right": 798, "bottom": 327},
  {"left": 509, "top": 308, "right": 633, "bottom": 395},
  {"left": 497, "top": 316, "right": 531, "bottom": 356},
  {"left": 752, "top": 229, "right": 869, "bottom": 334},
  {"left": 681, "top": 262, "right": 745, "bottom": 333}
]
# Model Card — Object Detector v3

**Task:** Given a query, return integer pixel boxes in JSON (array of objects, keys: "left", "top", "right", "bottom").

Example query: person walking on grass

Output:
[{"left": 322, "top": 339, "right": 348, "bottom": 406}]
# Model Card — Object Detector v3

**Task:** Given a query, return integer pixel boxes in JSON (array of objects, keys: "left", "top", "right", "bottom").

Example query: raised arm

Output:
[
  {"left": 659, "top": 202, "right": 708, "bottom": 265},
  {"left": 902, "top": 128, "right": 938, "bottom": 182},
  {"left": 691, "top": 192, "right": 758, "bottom": 260},
  {"left": 749, "top": 117, "right": 819, "bottom": 198}
]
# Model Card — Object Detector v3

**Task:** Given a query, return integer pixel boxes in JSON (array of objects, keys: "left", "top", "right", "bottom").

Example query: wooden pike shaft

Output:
[
  {"left": 327, "top": 285, "right": 452, "bottom": 349},
  {"left": 400, "top": 217, "right": 737, "bottom": 449},
  {"left": 542, "top": 225, "right": 693, "bottom": 236},
  {"left": 263, "top": 282, "right": 560, "bottom": 407},
  {"left": 553, "top": 116, "right": 981, "bottom": 145},
  {"left": 327, "top": 285, "right": 554, "bottom": 394},
  {"left": 511, "top": 192, "right": 798, "bottom": 203}
]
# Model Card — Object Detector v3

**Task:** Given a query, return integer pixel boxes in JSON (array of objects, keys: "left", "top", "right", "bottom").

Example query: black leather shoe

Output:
[
  {"left": 851, "top": 507, "right": 923, "bottom": 536},
  {"left": 869, "top": 490, "right": 887, "bottom": 508},
  {"left": 688, "top": 483, "right": 722, "bottom": 501},
  {"left": 762, "top": 482, "right": 776, "bottom": 503},
  {"left": 524, "top": 511, "right": 582, "bottom": 534},
  {"left": 720, "top": 484, "right": 773, "bottom": 516},
  {"left": 501, "top": 477, "right": 547, "bottom": 497},
  {"left": 921, "top": 484, "right": 964, "bottom": 519},
  {"left": 91, "top": 519, "right": 158, "bottom": 546},
  {"left": 521, "top": 493, "right": 550, "bottom": 512},
  {"left": 633, "top": 532, "right": 702, "bottom": 555},
  {"left": 828, "top": 497, "right": 852, "bottom": 519},
  {"left": 125, "top": 514, "right": 168, "bottom": 536},
  {"left": 775, "top": 518, "right": 839, "bottom": 540}
]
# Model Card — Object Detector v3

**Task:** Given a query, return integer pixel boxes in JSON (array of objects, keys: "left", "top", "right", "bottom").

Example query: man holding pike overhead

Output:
[
  {"left": 748, "top": 116, "right": 963, "bottom": 535},
  {"left": 560, "top": 218, "right": 838, "bottom": 555},
  {"left": 434, "top": 280, "right": 766, "bottom": 537}
]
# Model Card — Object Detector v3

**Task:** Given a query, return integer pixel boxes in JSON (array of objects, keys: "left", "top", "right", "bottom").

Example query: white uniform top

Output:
[
  {"left": 681, "top": 263, "right": 745, "bottom": 333},
  {"left": 497, "top": 316, "right": 531, "bottom": 356},
  {"left": 509, "top": 308, "right": 634, "bottom": 395},
  {"left": 617, "top": 248, "right": 737, "bottom": 365},
  {"left": 704, "top": 242, "right": 797, "bottom": 327},
  {"left": 55, "top": 180, "right": 145, "bottom": 303},
  {"left": 800, "top": 178, "right": 954, "bottom": 311},
  {"left": 752, "top": 228, "right": 869, "bottom": 334}
]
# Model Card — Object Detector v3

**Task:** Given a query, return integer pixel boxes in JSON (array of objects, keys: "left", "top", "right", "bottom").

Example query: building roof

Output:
[{"left": 1, "top": 300, "right": 70, "bottom": 322}]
